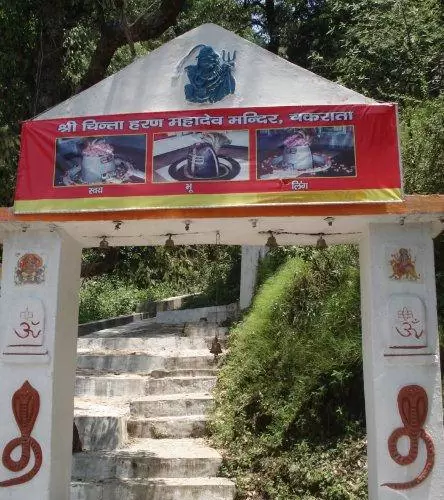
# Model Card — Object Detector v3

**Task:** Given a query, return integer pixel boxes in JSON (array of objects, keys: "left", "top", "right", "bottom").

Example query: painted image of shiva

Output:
[{"left": 178, "top": 45, "right": 236, "bottom": 104}]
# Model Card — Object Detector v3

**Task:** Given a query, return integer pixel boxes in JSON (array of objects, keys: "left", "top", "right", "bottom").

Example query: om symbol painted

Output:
[
  {"left": 180, "top": 45, "right": 236, "bottom": 104},
  {"left": 395, "top": 306, "right": 424, "bottom": 339},
  {"left": 14, "top": 307, "right": 42, "bottom": 339}
]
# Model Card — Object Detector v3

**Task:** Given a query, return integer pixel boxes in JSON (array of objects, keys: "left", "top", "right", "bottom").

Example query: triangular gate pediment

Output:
[{"left": 37, "top": 23, "right": 372, "bottom": 120}]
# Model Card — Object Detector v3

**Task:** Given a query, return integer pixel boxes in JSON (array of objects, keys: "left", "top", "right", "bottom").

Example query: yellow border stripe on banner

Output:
[{"left": 14, "top": 189, "right": 403, "bottom": 214}]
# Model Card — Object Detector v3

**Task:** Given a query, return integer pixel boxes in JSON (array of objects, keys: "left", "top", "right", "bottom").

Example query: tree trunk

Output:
[
  {"left": 33, "top": 1, "right": 71, "bottom": 114},
  {"left": 79, "top": 0, "right": 185, "bottom": 91},
  {"left": 81, "top": 247, "right": 121, "bottom": 278},
  {"left": 264, "top": 0, "right": 279, "bottom": 54}
]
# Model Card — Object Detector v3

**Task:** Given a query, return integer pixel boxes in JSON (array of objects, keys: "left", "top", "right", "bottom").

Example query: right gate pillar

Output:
[{"left": 360, "top": 222, "right": 444, "bottom": 499}]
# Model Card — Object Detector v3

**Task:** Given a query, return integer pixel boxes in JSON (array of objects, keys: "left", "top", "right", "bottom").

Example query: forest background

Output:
[
  {"left": 0, "top": 0, "right": 442, "bottom": 322},
  {"left": 0, "top": 1, "right": 443, "bottom": 498}
]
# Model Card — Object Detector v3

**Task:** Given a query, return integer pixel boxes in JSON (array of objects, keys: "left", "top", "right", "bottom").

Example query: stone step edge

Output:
[
  {"left": 72, "top": 447, "right": 220, "bottom": 460},
  {"left": 76, "top": 374, "right": 217, "bottom": 380},
  {"left": 131, "top": 393, "right": 214, "bottom": 402},
  {"left": 77, "top": 350, "right": 219, "bottom": 357},
  {"left": 129, "top": 414, "right": 207, "bottom": 423},
  {"left": 71, "top": 477, "right": 235, "bottom": 486},
  {"left": 75, "top": 392, "right": 214, "bottom": 403},
  {"left": 78, "top": 334, "right": 229, "bottom": 345},
  {"left": 78, "top": 331, "right": 228, "bottom": 342},
  {"left": 75, "top": 369, "right": 219, "bottom": 377}
]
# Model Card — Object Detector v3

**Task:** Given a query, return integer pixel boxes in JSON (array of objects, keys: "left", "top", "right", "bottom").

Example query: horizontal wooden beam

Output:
[{"left": 1, "top": 195, "right": 443, "bottom": 223}]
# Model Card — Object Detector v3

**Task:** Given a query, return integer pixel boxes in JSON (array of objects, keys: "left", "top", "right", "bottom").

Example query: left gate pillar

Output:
[{"left": 0, "top": 229, "right": 82, "bottom": 500}]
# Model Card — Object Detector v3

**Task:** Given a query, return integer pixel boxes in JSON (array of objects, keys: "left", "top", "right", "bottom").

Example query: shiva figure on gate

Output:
[{"left": 179, "top": 45, "right": 236, "bottom": 104}]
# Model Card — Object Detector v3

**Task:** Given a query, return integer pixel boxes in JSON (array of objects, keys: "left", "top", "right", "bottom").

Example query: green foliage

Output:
[
  {"left": 63, "top": 23, "right": 98, "bottom": 88},
  {"left": 78, "top": 275, "right": 162, "bottom": 324},
  {"left": 113, "top": 245, "right": 240, "bottom": 305},
  {"left": 400, "top": 96, "right": 444, "bottom": 194},
  {"left": 331, "top": 0, "right": 443, "bottom": 103},
  {"left": 176, "top": 0, "right": 253, "bottom": 38},
  {"left": 231, "top": 435, "right": 367, "bottom": 500},
  {"left": 256, "top": 246, "right": 315, "bottom": 288},
  {"left": 210, "top": 246, "right": 366, "bottom": 499},
  {"left": 0, "top": 126, "right": 19, "bottom": 206},
  {"left": 78, "top": 245, "right": 241, "bottom": 322},
  {"left": 181, "top": 245, "right": 241, "bottom": 308}
]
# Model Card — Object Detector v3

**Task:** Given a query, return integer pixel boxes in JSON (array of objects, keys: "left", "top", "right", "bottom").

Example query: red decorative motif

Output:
[
  {"left": 15, "top": 253, "right": 45, "bottom": 285},
  {"left": 382, "top": 385, "right": 435, "bottom": 490},
  {"left": 0, "top": 381, "right": 42, "bottom": 487}
]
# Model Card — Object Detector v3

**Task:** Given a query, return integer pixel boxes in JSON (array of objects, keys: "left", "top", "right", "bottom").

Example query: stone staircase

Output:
[{"left": 71, "top": 319, "right": 235, "bottom": 500}]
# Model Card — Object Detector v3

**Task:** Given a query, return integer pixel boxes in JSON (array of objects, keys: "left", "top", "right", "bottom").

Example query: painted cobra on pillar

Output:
[
  {"left": 382, "top": 384, "right": 435, "bottom": 490},
  {"left": 0, "top": 381, "right": 42, "bottom": 487}
]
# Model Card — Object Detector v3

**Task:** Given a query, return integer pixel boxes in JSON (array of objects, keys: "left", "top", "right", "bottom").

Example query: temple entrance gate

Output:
[{"left": 0, "top": 24, "right": 442, "bottom": 500}]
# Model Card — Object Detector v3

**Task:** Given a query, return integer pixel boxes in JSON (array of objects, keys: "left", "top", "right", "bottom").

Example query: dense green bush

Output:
[
  {"left": 78, "top": 276, "right": 166, "bottom": 324},
  {"left": 181, "top": 245, "right": 241, "bottom": 308},
  {"left": 210, "top": 246, "right": 367, "bottom": 499},
  {"left": 78, "top": 245, "right": 241, "bottom": 323},
  {"left": 401, "top": 96, "right": 444, "bottom": 195}
]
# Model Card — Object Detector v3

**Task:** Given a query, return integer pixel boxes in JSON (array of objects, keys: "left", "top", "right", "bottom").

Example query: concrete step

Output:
[
  {"left": 74, "top": 398, "right": 129, "bottom": 451},
  {"left": 154, "top": 302, "right": 237, "bottom": 324},
  {"left": 150, "top": 368, "right": 219, "bottom": 378},
  {"left": 73, "top": 316, "right": 233, "bottom": 499},
  {"left": 77, "top": 351, "right": 218, "bottom": 373},
  {"left": 75, "top": 374, "right": 146, "bottom": 397},
  {"left": 80, "top": 321, "right": 227, "bottom": 339},
  {"left": 81, "top": 322, "right": 186, "bottom": 339},
  {"left": 128, "top": 415, "right": 207, "bottom": 439},
  {"left": 72, "top": 438, "right": 223, "bottom": 481},
  {"left": 183, "top": 323, "right": 228, "bottom": 338},
  {"left": 130, "top": 393, "right": 213, "bottom": 417},
  {"left": 71, "top": 477, "right": 236, "bottom": 500},
  {"left": 78, "top": 334, "right": 228, "bottom": 353},
  {"left": 75, "top": 374, "right": 217, "bottom": 397},
  {"left": 145, "top": 376, "right": 217, "bottom": 395}
]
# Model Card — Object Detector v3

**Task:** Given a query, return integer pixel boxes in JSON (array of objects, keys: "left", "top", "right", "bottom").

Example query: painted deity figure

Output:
[
  {"left": 390, "top": 248, "right": 420, "bottom": 281},
  {"left": 184, "top": 45, "right": 236, "bottom": 104}
]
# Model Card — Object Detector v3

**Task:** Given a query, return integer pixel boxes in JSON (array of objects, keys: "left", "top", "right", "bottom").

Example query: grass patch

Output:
[
  {"left": 78, "top": 275, "right": 176, "bottom": 324},
  {"left": 209, "top": 246, "right": 367, "bottom": 499}
]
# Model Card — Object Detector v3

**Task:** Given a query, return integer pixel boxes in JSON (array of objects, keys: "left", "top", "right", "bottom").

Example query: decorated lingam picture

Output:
[
  {"left": 54, "top": 134, "right": 146, "bottom": 186},
  {"left": 256, "top": 126, "right": 356, "bottom": 179},
  {"left": 153, "top": 130, "right": 249, "bottom": 182}
]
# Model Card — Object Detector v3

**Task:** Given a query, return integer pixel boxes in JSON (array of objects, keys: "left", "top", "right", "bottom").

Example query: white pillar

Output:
[
  {"left": 360, "top": 223, "right": 444, "bottom": 500},
  {"left": 0, "top": 229, "right": 81, "bottom": 500},
  {"left": 239, "top": 245, "right": 267, "bottom": 310}
]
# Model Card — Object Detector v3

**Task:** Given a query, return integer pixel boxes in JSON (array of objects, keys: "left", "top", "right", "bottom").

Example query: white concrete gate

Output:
[{"left": 0, "top": 24, "right": 442, "bottom": 500}]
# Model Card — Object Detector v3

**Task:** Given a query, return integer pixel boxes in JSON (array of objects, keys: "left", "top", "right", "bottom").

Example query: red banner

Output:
[{"left": 14, "top": 104, "right": 402, "bottom": 213}]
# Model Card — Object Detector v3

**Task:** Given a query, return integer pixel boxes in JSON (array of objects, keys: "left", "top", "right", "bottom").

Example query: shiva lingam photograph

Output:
[
  {"left": 152, "top": 130, "right": 249, "bottom": 182},
  {"left": 257, "top": 126, "right": 356, "bottom": 180},
  {"left": 54, "top": 135, "right": 147, "bottom": 186}
]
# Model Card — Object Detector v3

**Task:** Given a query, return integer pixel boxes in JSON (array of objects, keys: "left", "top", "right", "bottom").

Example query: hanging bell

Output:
[{"left": 209, "top": 335, "right": 222, "bottom": 360}]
